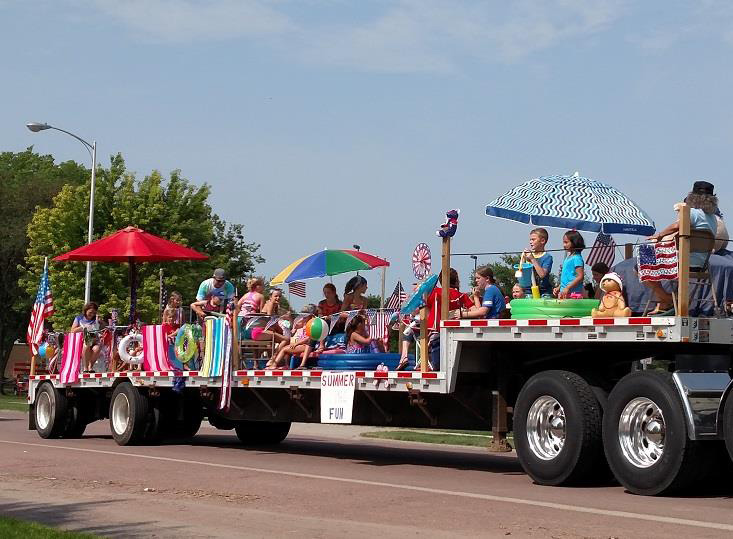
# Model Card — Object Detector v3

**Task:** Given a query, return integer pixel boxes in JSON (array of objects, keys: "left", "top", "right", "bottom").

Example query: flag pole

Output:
[{"left": 30, "top": 257, "right": 48, "bottom": 377}]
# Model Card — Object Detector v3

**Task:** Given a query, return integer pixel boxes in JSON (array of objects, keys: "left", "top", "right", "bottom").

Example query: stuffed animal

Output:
[
  {"left": 591, "top": 272, "right": 631, "bottom": 318},
  {"left": 437, "top": 209, "right": 460, "bottom": 238}
]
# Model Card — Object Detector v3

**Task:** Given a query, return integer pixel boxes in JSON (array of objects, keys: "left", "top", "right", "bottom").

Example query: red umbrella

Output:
[{"left": 55, "top": 226, "right": 209, "bottom": 322}]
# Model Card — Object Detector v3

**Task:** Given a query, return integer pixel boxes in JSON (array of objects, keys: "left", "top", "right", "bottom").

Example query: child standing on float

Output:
[
  {"left": 523, "top": 228, "right": 553, "bottom": 297},
  {"left": 554, "top": 230, "right": 586, "bottom": 299}
]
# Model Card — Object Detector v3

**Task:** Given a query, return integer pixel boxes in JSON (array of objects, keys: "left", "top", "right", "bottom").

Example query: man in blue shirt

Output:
[{"left": 196, "top": 268, "right": 235, "bottom": 312}]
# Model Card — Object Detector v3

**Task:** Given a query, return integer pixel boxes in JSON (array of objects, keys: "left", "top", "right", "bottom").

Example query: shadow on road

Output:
[
  {"left": 0, "top": 498, "right": 183, "bottom": 537},
  {"left": 183, "top": 433, "right": 525, "bottom": 475}
]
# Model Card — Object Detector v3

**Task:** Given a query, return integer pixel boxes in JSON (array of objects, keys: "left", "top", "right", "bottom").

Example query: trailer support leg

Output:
[
  {"left": 408, "top": 390, "right": 437, "bottom": 426},
  {"left": 251, "top": 388, "right": 277, "bottom": 417},
  {"left": 488, "top": 389, "right": 512, "bottom": 452},
  {"left": 363, "top": 391, "right": 392, "bottom": 423},
  {"left": 287, "top": 387, "right": 312, "bottom": 419}
]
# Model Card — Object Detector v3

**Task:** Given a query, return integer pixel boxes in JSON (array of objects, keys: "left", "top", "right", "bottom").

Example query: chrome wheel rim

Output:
[
  {"left": 36, "top": 391, "right": 52, "bottom": 430},
  {"left": 111, "top": 393, "right": 130, "bottom": 435},
  {"left": 526, "top": 395, "right": 566, "bottom": 460},
  {"left": 618, "top": 397, "right": 665, "bottom": 468}
]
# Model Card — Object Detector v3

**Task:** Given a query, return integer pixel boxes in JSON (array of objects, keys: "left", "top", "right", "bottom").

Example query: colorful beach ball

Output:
[{"left": 306, "top": 317, "right": 329, "bottom": 341}]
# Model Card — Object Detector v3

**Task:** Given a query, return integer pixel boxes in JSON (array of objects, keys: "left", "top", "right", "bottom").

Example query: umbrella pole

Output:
[
  {"left": 158, "top": 268, "right": 164, "bottom": 321},
  {"left": 129, "top": 259, "right": 138, "bottom": 325}
]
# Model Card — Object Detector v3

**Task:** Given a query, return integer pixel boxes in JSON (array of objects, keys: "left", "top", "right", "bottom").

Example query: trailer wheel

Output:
[
  {"left": 235, "top": 421, "right": 291, "bottom": 445},
  {"left": 603, "top": 371, "right": 703, "bottom": 495},
  {"left": 35, "top": 383, "right": 68, "bottom": 439},
  {"left": 63, "top": 401, "right": 88, "bottom": 438},
  {"left": 514, "top": 370, "right": 605, "bottom": 486},
  {"left": 170, "top": 391, "right": 203, "bottom": 439},
  {"left": 723, "top": 393, "right": 733, "bottom": 463},
  {"left": 109, "top": 383, "right": 151, "bottom": 445}
]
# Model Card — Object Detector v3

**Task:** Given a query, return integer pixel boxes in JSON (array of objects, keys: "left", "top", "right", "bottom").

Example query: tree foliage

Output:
[
  {"left": 20, "top": 154, "right": 263, "bottom": 328},
  {"left": 1, "top": 149, "right": 87, "bottom": 372}
]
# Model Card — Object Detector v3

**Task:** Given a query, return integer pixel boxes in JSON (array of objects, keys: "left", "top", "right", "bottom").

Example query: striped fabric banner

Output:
[
  {"left": 201, "top": 316, "right": 225, "bottom": 377},
  {"left": 586, "top": 232, "right": 616, "bottom": 268},
  {"left": 59, "top": 332, "right": 83, "bottom": 384},
  {"left": 142, "top": 325, "right": 173, "bottom": 372},
  {"left": 218, "top": 315, "right": 233, "bottom": 411},
  {"left": 366, "top": 308, "right": 396, "bottom": 348}
]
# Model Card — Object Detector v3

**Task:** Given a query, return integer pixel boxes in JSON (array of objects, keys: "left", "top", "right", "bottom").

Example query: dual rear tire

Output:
[{"left": 515, "top": 370, "right": 715, "bottom": 495}]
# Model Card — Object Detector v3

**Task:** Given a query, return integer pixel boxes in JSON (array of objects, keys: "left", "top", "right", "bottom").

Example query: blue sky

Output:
[{"left": 2, "top": 1, "right": 732, "bottom": 305}]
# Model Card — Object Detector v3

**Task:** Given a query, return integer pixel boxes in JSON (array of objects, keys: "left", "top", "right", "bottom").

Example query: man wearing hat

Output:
[
  {"left": 195, "top": 268, "right": 235, "bottom": 313},
  {"left": 645, "top": 180, "right": 722, "bottom": 313}
]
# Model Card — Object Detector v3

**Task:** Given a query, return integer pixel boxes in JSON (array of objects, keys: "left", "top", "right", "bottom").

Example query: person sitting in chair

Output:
[{"left": 644, "top": 181, "right": 719, "bottom": 314}]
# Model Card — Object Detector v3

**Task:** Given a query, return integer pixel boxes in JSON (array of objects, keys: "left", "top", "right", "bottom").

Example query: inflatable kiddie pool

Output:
[
  {"left": 316, "top": 353, "right": 416, "bottom": 371},
  {"left": 510, "top": 298, "right": 600, "bottom": 319}
]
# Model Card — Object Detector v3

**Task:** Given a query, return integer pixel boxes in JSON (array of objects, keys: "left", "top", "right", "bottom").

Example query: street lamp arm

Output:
[{"left": 46, "top": 126, "right": 94, "bottom": 159}]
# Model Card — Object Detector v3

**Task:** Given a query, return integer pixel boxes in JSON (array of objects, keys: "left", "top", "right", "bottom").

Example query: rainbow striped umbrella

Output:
[{"left": 270, "top": 249, "right": 389, "bottom": 285}]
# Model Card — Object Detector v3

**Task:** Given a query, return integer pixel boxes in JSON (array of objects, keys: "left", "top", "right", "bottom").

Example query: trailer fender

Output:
[{"left": 672, "top": 371, "right": 730, "bottom": 441}]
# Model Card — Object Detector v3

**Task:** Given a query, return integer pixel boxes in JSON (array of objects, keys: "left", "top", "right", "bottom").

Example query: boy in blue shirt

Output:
[{"left": 523, "top": 228, "right": 553, "bottom": 297}]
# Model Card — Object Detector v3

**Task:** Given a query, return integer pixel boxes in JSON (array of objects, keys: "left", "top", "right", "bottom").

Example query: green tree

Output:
[
  {"left": 1, "top": 149, "right": 87, "bottom": 373},
  {"left": 21, "top": 155, "right": 262, "bottom": 327},
  {"left": 366, "top": 294, "right": 382, "bottom": 308}
]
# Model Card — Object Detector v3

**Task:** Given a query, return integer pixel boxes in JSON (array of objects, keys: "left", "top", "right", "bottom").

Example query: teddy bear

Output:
[
  {"left": 437, "top": 209, "right": 460, "bottom": 238},
  {"left": 591, "top": 272, "right": 631, "bottom": 318}
]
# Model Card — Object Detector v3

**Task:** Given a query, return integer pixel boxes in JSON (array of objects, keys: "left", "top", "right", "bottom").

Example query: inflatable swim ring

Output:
[
  {"left": 118, "top": 333, "right": 144, "bottom": 365},
  {"left": 174, "top": 325, "right": 197, "bottom": 365},
  {"left": 509, "top": 298, "right": 600, "bottom": 319}
]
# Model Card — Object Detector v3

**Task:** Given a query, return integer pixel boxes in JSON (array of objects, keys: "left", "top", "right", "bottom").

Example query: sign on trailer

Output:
[{"left": 320, "top": 371, "right": 355, "bottom": 423}]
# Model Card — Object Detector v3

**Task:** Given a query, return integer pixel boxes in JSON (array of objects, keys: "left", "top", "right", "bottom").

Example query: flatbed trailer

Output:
[{"left": 28, "top": 314, "right": 733, "bottom": 496}]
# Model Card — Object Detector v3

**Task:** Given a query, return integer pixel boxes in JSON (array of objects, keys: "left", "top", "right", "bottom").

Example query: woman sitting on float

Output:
[{"left": 70, "top": 301, "right": 106, "bottom": 373}]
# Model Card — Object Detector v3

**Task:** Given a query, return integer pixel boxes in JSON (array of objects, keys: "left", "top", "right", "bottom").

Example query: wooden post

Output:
[
  {"left": 440, "top": 238, "right": 450, "bottom": 323},
  {"left": 678, "top": 203, "right": 691, "bottom": 317},
  {"left": 419, "top": 306, "right": 428, "bottom": 372},
  {"left": 624, "top": 243, "right": 633, "bottom": 260},
  {"left": 30, "top": 354, "right": 37, "bottom": 377}
]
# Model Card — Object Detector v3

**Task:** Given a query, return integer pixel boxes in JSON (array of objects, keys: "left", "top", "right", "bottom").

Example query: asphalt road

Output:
[{"left": 2, "top": 411, "right": 733, "bottom": 538}]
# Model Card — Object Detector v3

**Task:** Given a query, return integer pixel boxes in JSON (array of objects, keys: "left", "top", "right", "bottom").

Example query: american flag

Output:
[
  {"left": 637, "top": 240, "right": 678, "bottom": 282},
  {"left": 366, "top": 308, "right": 397, "bottom": 349},
  {"left": 385, "top": 281, "right": 407, "bottom": 309},
  {"left": 586, "top": 232, "right": 617, "bottom": 268},
  {"left": 289, "top": 281, "right": 306, "bottom": 298},
  {"left": 26, "top": 260, "right": 54, "bottom": 356}
]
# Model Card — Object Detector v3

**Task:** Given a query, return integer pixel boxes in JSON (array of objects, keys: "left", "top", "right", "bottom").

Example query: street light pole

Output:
[
  {"left": 26, "top": 122, "right": 96, "bottom": 303},
  {"left": 470, "top": 255, "right": 478, "bottom": 271}
]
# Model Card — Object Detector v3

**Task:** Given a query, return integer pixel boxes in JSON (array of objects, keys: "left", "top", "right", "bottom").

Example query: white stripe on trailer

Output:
[{"left": 441, "top": 317, "right": 676, "bottom": 328}]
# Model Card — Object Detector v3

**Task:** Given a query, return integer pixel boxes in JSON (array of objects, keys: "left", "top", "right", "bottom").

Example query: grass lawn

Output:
[
  {"left": 362, "top": 429, "right": 514, "bottom": 448},
  {"left": 0, "top": 517, "right": 96, "bottom": 538},
  {"left": 0, "top": 393, "right": 28, "bottom": 412}
]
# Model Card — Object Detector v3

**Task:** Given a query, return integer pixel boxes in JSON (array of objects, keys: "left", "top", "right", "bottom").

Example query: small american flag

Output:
[
  {"left": 26, "top": 260, "right": 55, "bottom": 356},
  {"left": 638, "top": 240, "right": 678, "bottom": 282},
  {"left": 289, "top": 281, "right": 306, "bottom": 298},
  {"left": 366, "top": 308, "right": 396, "bottom": 349},
  {"left": 586, "top": 232, "right": 617, "bottom": 268},
  {"left": 385, "top": 281, "right": 407, "bottom": 309}
]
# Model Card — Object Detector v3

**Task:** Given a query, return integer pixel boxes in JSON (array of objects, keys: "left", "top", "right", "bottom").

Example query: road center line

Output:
[{"left": 2, "top": 439, "right": 732, "bottom": 532}]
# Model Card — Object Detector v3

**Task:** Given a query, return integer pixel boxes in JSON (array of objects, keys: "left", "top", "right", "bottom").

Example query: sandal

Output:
[{"left": 396, "top": 357, "right": 409, "bottom": 371}]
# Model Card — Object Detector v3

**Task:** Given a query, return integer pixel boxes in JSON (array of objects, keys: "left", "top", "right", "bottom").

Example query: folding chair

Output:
[{"left": 687, "top": 229, "right": 720, "bottom": 316}]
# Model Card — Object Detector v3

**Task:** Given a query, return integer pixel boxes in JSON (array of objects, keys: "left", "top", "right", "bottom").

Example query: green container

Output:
[{"left": 509, "top": 298, "right": 600, "bottom": 319}]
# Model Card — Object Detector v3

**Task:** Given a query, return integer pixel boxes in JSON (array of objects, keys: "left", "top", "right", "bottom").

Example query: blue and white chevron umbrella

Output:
[{"left": 485, "top": 173, "right": 655, "bottom": 236}]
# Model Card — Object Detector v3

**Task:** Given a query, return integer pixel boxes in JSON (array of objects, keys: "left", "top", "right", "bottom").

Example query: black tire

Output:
[
  {"left": 170, "top": 391, "right": 203, "bottom": 440},
  {"left": 514, "top": 370, "right": 605, "bottom": 486},
  {"left": 62, "top": 401, "right": 88, "bottom": 438},
  {"left": 723, "top": 391, "right": 733, "bottom": 463},
  {"left": 208, "top": 412, "right": 237, "bottom": 430},
  {"left": 603, "top": 371, "right": 704, "bottom": 495},
  {"left": 109, "top": 383, "right": 151, "bottom": 446},
  {"left": 34, "top": 383, "right": 69, "bottom": 439},
  {"left": 235, "top": 420, "right": 291, "bottom": 445}
]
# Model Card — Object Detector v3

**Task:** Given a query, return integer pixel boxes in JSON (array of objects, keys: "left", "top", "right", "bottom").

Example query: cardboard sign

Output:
[{"left": 320, "top": 371, "right": 356, "bottom": 423}]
